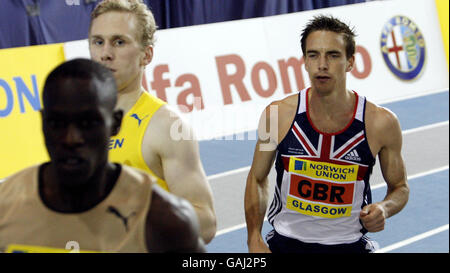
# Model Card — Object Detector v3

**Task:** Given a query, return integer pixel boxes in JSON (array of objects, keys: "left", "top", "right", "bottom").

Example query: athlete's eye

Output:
[
  {"left": 91, "top": 39, "right": 103, "bottom": 46},
  {"left": 114, "top": 39, "right": 125, "bottom": 46},
  {"left": 79, "top": 119, "right": 100, "bottom": 129},
  {"left": 46, "top": 119, "right": 66, "bottom": 129}
]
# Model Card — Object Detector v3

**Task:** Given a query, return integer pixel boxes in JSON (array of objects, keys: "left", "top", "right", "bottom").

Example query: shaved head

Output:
[
  {"left": 41, "top": 58, "right": 123, "bottom": 188},
  {"left": 43, "top": 58, "right": 118, "bottom": 111}
]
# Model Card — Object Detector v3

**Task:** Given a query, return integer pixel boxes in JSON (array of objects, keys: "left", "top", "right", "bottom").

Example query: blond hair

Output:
[{"left": 90, "top": 0, "right": 157, "bottom": 47}]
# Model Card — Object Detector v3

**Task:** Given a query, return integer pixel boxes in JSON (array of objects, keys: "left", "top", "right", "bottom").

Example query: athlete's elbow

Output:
[
  {"left": 200, "top": 209, "right": 217, "bottom": 244},
  {"left": 398, "top": 182, "right": 410, "bottom": 209}
]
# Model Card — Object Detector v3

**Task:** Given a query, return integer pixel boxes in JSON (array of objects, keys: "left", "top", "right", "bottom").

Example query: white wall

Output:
[{"left": 64, "top": 0, "right": 449, "bottom": 140}]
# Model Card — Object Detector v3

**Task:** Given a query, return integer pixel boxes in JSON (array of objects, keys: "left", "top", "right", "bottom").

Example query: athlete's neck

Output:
[
  {"left": 115, "top": 70, "right": 146, "bottom": 114},
  {"left": 39, "top": 162, "right": 119, "bottom": 213},
  {"left": 307, "top": 87, "right": 356, "bottom": 134},
  {"left": 116, "top": 87, "right": 144, "bottom": 114},
  {"left": 309, "top": 87, "right": 354, "bottom": 116}
]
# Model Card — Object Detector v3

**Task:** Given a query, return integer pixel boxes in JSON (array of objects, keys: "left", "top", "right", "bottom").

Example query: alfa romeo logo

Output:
[{"left": 380, "top": 15, "right": 426, "bottom": 80}]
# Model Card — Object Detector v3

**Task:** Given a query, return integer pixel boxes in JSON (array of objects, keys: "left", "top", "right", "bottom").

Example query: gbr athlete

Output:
[{"left": 244, "top": 15, "right": 409, "bottom": 253}]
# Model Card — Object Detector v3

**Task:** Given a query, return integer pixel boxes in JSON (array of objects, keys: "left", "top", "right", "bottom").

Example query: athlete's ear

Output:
[
  {"left": 141, "top": 45, "right": 153, "bottom": 66},
  {"left": 346, "top": 55, "right": 355, "bottom": 72},
  {"left": 111, "top": 110, "right": 123, "bottom": 136}
]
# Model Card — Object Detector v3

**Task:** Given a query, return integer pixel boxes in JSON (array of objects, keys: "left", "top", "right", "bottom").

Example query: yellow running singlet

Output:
[{"left": 109, "top": 91, "right": 169, "bottom": 191}]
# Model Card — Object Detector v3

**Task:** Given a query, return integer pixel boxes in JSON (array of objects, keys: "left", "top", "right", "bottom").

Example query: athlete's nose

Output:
[
  {"left": 318, "top": 55, "right": 329, "bottom": 71},
  {"left": 100, "top": 43, "right": 114, "bottom": 62},
  {"left": 63, "top": 123, "right": 84, "bottom": 148}
]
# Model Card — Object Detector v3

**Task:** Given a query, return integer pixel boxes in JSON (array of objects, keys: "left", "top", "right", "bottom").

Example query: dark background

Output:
[{"left": 0, "top": 0, "right": 366, "bottom": 49}]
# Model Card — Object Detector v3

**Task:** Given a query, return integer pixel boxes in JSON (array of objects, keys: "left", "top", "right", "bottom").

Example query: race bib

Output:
[{"left": 286, "top": 158, "right": 358, "bottom": 218}]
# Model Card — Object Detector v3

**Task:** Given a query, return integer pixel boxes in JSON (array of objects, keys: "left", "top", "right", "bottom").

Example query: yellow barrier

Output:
[
  {"left": 435, "top": 0, "right": 449, "bottom": 70},
  {"left": 0, "top": 44, "right": 65, "bottom": 179}
]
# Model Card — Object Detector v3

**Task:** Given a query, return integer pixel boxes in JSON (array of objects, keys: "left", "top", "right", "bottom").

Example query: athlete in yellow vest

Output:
[
  {"left": 89, "top": 0, "right": 216, "bottom": 243},
  {"left": 108, "top": 92, "right": 168, "bottom": 190}
]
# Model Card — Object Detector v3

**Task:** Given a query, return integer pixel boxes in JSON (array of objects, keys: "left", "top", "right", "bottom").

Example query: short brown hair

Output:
[
  {"left": 301, "top": 15, "right": 356, "bottom": 59},
  {"left": 90, "top": 0, "right": 157, "bottom": 48}
]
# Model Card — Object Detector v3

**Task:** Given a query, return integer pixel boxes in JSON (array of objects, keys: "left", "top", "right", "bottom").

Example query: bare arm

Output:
[
  {"left": 145, "top": 106, "right": 216, "bottom": 243},
  {"left": 360, "top": 107, "right": 410, "bottom": 232},
  {"left": 245, "top": 104, "right": 278, "bottom": 253},
  {"left": 146, "top": 185, "right": 206, "bottom": 253}
]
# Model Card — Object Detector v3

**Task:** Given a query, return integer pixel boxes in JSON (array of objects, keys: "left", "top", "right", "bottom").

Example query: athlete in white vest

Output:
[{"left": 244, "top": 15, "right": 410, "bottom": 253}]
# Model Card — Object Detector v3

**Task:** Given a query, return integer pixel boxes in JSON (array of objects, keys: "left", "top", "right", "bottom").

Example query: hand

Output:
[
  {"left": 248, "top": 238, "right": 272, "bottom": 253},
  {"left": 359, "top": 203, "right": 387, "bottom": 232}
]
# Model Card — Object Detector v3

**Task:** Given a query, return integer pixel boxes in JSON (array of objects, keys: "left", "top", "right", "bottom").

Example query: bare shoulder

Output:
[
  {"left": 365, "top": 100, "right": 402, "bottom": 155},
  {"left": 260, "top": 93, "right": 298, "bottom": 128},
  {"left": 145, "top": 185, "right": 205, "bottom": 253},
  {"left": 144, "top": 104, "right": 195, "bottom": 150},
  {"left": 260, "top": 93, "right": 298, "bottom": 144},
  {"left": 266, "top": 93, "right": 298, "bottom": 113},
  {"left": 146, "top": 104, "right": 178, "bottom": 138},
  {"left": 365, "top": 100, "right": 401, "bottom": 132}
]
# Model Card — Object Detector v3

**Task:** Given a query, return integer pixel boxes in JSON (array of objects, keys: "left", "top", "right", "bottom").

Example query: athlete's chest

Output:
[
  {"left": 279, "top": 113, "right": 373, "bottom": 165},
  {"left": 276, "top": 117, "right": 375, "bottom": 218},
  {"left": 308, "top": 111, "right": 355, "bottom": 134}
]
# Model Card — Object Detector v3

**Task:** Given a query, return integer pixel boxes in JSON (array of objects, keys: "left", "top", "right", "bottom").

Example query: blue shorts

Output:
[{"left": 266, "top": 229, "right": 378, "bottom": 253}]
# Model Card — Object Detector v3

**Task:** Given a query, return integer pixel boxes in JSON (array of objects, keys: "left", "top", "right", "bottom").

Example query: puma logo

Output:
[
  {"left": 130, "top": 113, "right": 149, "bottom": 127},
  {"left": 107, "top": 206, "right": 136, "bottom": 232}
]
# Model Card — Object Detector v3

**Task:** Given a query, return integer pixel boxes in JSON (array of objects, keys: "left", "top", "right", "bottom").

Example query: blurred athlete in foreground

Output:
[{"left": 0, "top": 59, "right": 205, "bottom": 253}]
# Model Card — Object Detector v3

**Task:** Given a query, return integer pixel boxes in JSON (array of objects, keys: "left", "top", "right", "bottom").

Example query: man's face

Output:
[
  {"left": 89, "top": 11, "right": 151, "bottom": 92},
  {"left": 42, "top": 78, "right": 117, "bottom": 187},
  {"left": 304, "top": 30, "right": 354, "bottom": 94}
]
